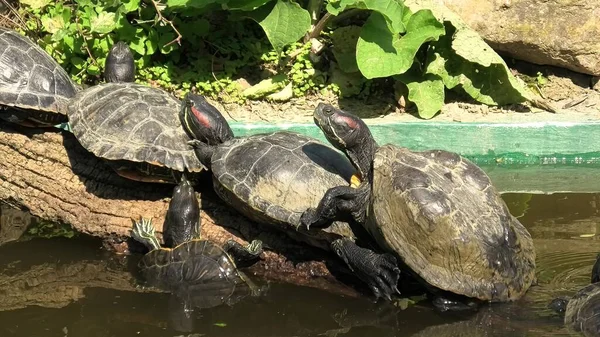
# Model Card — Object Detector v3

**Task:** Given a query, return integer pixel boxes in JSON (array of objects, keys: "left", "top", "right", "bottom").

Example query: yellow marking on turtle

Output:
[{"left": 350, "top": 174, "right": 361, "bottom": 188}]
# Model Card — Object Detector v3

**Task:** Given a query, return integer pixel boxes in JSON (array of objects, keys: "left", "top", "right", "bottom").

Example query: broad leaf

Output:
[
  {"left": 356, "top": 10, "right": 444, "bottom": 79},
  {"left": 331, "top": 25, "right": 361, "bottom": 73},
  {"left": 225, "top": 0, "right": 271, "bottom": 11},
  {"left": 248, "top": 0, "right": 311, "bottom": 52},
  {"left": 90, "top": 11, "right": 117, "bottom": 34},
  {"left": 166, "top": 0, "right": 217, "bottom": 8},
  {"left": 326, "top": 0, "right": 409, "bottom": 33},
  {"left": 121, "top": 0, "right": 141, "bottom": 13},
  {"left": 20, "top": 0, "right": 51, "bottom": 9},
  {"left": 396, "top": 72, "right": 444, "bottom": 119}
]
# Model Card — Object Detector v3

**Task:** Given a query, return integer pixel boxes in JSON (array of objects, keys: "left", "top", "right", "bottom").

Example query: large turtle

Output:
[
  {"left": 131, "top": 176, "right": 264, "bottom": 290},
  {"left": 0, "top": 27, "right": 78, "bottom": 127},
  {"left": 177, "top": 93, "right": 386, "bottom": 270},
  {"left": 299, "top": 103, "right": 537, "bottom": 309},
  {"left": 67, "top": 83, "right": 205, "bottom": 183},
  {"left": 549, "top": 254, "right": 600, "bottom": 336}
]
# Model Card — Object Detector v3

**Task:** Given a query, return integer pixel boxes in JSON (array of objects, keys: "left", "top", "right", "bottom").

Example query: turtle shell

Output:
[
  {"left": 564, "top": 283, "right": 600, "bottom": 336},
  {"left": 67, "top": 82, "right": 204, "bottom": 178},
  {"left": 367, "top": 145, "right": 536, "bottom": 302},
  {"left": 139, "top": 240, "right": 245, "bottom": 290},
  {"left": 0, "top": 28, "right": 77, "bottom": 125},
  {"left": 210, "top": 131, "right": 358, "bottom": 250}
]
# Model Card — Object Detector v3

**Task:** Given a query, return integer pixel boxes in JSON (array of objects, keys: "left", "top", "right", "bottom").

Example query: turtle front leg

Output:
[
  {"left": 300, "top": 184, "right": 369, "bottom": 230},
  {"left": 223, "top": 239, "right": 263, "bottom": 268},
  {"left": 131, "top": 217, "right": 162, "bottom": 251},
  {"left": 331, "top": 238, "right": 400, "bottom": 301},
  {"left": 187, "top": 140, "right": 215, "bottom": 169}
]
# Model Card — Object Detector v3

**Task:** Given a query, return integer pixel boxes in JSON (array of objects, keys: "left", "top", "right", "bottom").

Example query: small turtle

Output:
[
  {"left": 0, "top": 27, "right": 78, "bottom": 127},
  {"left": 177, "top": 93, "right": 372, "bottom": 262},
  {"left": 104, "top": 41, "right": 135, "bottom": 83},
  {"left": 131, "top": 175, "right": 264, "bottom": 292},
  {"left": 549, "top": 254, "right": 600, "bottom": 336},
  {"left": 300, "top": 103, "right": 536, "bottom": 308},
  {"left": 67, "top": 82, "right": 206, "bottom": 183}
]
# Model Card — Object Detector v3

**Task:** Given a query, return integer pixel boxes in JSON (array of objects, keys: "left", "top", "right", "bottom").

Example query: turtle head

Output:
[
  {"left": 314, "top": 103, "right": 377, "bottom": 179},
  {"left": 163, "top": 174, "right": 201, "bottom": 247},
  {"left": 104, "top": 41, "right": 135, "bottom": 83},
  {"left": 180, "top": 92, "right": 234, "bottom": 145}
]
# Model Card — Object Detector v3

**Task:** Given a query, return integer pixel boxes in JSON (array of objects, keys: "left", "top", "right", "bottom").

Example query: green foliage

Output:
[
  {"left": 17, "top": 0, "right": 540, "bottom": 119},
  {"left": 27, "top": 220, "right": 77, "bottom": 239}
]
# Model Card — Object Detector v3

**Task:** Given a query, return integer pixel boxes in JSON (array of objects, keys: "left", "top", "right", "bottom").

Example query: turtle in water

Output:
[
  {"left": 131, "top": 175, "right": 264, "bottom": 294},
  {"left": 299, "top": 103, "right": 536, "bottom": 309},
  {"left": 67, "top": 82, "right": 206, "bottom": 183},
  {"left": 177, "top": 93, "right": 379, "bottom": 269},
  {"left": 549, "top": 254, "right": 600, "bottom": 336},
  {"left": 0, "top": 27, "right": 78, "bottom": 127}
]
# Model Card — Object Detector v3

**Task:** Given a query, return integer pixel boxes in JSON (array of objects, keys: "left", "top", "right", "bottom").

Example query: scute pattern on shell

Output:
[
  {"left": 564, "top": 283, "right": 600, "bottom": 336},
  {"left": 140, "top": 240, "right": 243, "bottom": 289},
  {"left": 211, "top": 131, "right": 356, "bottom": 226},
  {"left": 368, "top": 145, "right": 536, "bottom": 301},
  {"left": 67, "top": 82, "right": 204, "bottom": 172},
  {"left": 0, "top": 28, "right": 77, "bottom": 113}
]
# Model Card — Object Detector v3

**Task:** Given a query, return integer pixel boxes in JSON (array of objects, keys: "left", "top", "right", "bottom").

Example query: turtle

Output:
[
  {"left": 0, "top": 27, "right": 78, "bottom": 127},
  {"left": 67, "top": 82, "right": 206, "bottom": 183},
  {"left": 104, "top": 41, "right": 135, "bottom": 83},
  {"left": 299, "top": 103, "right": 537, "bottom": 309},
  {"left": 549, "top": 254, "right": 600, "bottom": 336},
  {"left": 177, "top": 93, "right": 377, "bottom": 266},
  {"left": 131, "top": 174, "right": 264, "bottom": 293}
]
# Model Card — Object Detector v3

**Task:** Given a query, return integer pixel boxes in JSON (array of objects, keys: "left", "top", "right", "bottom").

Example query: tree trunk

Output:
[{"left": 0, "top": 124, "right": 358, "bottom": 297}]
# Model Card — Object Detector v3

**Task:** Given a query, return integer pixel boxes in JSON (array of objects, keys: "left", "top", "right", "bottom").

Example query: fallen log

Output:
[{"left": 0, "top": 124, "right": 359, "bottom": 297}]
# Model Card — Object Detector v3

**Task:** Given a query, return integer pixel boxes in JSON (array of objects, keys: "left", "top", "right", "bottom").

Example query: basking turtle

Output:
[
  {"left": 0, "top": 27, "right": 78, "bottom": 127},
  {"left": 131, "top": 175, "right": 264, "bottom": 292},
  {"left": 67, "top": 83, "right": 205, "bottom": 183},
  {"left": 549, "top": 254, "right": 600, "bottom": 336},
  {"left": 177, "top": 93, "right": 378, "bottom": 265},
  {"left": 300, "top": 103, "right": 536, "bottom": 308}
]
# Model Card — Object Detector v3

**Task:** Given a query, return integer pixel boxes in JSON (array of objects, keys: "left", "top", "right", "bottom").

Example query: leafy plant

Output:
[{"left": 15, "top": 0, "right": 546, "bottom": 119}]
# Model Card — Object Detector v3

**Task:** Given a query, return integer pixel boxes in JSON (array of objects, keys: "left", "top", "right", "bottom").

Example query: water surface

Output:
[{"left": 1, "top": 193, "right": 600, "bottom": 336}]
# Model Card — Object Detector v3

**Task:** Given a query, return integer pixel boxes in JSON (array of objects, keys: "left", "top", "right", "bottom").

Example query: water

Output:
[{"left": 1, "top": 193, "right": 600, "bottom": 336}]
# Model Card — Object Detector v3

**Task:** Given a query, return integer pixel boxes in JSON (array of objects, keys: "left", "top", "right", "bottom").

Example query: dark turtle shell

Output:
[
  {"left": 211, "top": 131, "right": 358, "bottom": 250},
  {"left": 564, "top": 283, "right": 600, "bottom": 336},
  {"left": 367, "top": 145, "right": 536, "bottom": 302},
  {"left": 67, "top": 82, "right": 204, "bottom": 182},
  {"left": 0, "top": 28, "right": 77, "bottom": 126},
  {"left": 139, "top": 240, "right": 245, "bottom": 290}
]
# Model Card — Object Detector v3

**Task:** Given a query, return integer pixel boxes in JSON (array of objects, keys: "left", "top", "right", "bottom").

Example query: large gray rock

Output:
[{"left": 443, "top": 0, "right": 600, "bottom": 76}]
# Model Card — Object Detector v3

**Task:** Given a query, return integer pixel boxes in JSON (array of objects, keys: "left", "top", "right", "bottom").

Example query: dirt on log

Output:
[{"left": 0, "top": 124, "right": 359, "bottom": 297}]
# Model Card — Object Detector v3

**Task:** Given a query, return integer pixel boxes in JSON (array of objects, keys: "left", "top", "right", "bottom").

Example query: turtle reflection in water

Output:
[
  {"left": 549, "top": 253, "right": 600, "bottom": 336},
  {"left": 131, "top": 175, "right": 264, "bottom": 331}
]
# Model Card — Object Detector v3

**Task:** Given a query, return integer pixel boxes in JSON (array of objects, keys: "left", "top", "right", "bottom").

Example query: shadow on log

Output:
[{"left": 0, "top": 124, "right": 359, "bottom": 297}]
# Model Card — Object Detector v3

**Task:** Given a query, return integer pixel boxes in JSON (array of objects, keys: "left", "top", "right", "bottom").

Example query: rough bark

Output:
[{"left": 0, "top": 124, "right": 359, "bottom": 297}]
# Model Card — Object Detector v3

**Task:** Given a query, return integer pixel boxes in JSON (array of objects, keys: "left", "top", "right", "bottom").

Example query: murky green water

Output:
[{"left": 1, "top": 193, "right": 600, "bottom": 336}]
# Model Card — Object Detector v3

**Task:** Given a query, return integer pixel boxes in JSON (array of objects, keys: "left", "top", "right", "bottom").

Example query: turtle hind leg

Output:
[
  {"left": 331, "top": 238, "right": 400, "bottom": 301},
  {"left": 224, "top": 239, "right": 263, "bottom": 268},
  {"left": 131, "top": 217, "right": 161, "bottom": 251}
]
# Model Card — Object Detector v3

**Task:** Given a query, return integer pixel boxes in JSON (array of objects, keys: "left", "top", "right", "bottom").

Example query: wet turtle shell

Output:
[
  {"left": 67, "top": 82, "right": 204, "bottom": 182},
  {"left": 368, "top": 146, "right": 536, "bottom": 302},
  {"left": 0, "top": 28, "right": 77, "bottom": 126},
  {"left": 562, "top": 283, "right": 600, "bottom": 336},
  {"left": 139, "top": 239, "right": 246, "bottom": 290},
  {"left": 211, "top": 131, "right": 359, "bottom": 250}
]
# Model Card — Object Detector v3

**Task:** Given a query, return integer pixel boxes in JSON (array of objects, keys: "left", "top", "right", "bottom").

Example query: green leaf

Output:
[
  {"left": 166, "top": 0, "right": 217, "bottom": 8},
  {"left": 159, "top": 32, "right": 177, "bottom": 54},
  {"left": 396, "top": 72, "right": 444, "bottom": 119},
  {"left": 178, "top": 18, "right": 209, "bottom": 38},
  {"left": 331, "top": 25, "right": 361, "bottom": 73},
  {"left": 242, "top": 74, "right": 287, "bottom": 98},
  {"left": 130, "top": 32, "right": 147, "bottom": 55},
  {"left": 326, "top": 0, "right": 409, "bottom": 33},
  {"left": 225, "top": 0, "right": 271, "bottom": 11},
  {"left": 356, "top": 10, "right": 444, "bottom": 79},
  {"left": 247, "top": 0, "right": 311, "bottom": 52},
  {"left": 71, "top": 57, "right": 86, "bottom": 70},
  {"left": 87, "top": 64, "right": 101, "bottom": 75},
  {"left": 20, "top": 0, "right": 51, "bottom": 10},
  {"left": 405, "top": 0, "right": 533, "bottom": 105},
  {"left": 90, "top": 11, "right": 117, "bottom": 34},
  {"left": 41, "top": 15, "right": 65, "bottom": 34},
  {"left": 145, "top": 29, "right": 159, "bottom": 55},
  {"left": 121, "top": 0, "right": 141, "bottom": 13}
]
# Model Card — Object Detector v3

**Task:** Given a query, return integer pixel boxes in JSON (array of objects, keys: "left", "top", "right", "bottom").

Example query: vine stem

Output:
[{"left": 147, "top": 0, "right": 182, "bottom": 47}]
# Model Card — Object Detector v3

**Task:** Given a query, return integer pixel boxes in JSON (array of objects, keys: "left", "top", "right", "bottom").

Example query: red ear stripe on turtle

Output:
[
  {"left": 336, "top": 114, "right": 359, "bottom": 131},
  {"left": 191, "top": 105, "right": 212, "bottom": 129}
]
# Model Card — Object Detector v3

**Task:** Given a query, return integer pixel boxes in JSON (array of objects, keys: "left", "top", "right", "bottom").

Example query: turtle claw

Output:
[
  {"left": 299, "top": 207, "right": 318, "bottom": 230},
  {"left": 187, "top": 139, "right": 203, "bottom": 148}
]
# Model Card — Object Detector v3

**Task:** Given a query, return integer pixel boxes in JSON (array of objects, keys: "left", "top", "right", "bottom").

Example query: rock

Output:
[{"left": 443, "top": 0, "right": 600, "bottom": 76}]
